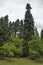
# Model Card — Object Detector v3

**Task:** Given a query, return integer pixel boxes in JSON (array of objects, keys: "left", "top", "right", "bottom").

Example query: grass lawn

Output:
[{"left": 0, "top": 58, "right": 43, "bottom": 65}]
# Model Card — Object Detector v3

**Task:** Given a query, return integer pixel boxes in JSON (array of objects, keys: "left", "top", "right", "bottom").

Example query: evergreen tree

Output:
[
  {"left": 12, "top": 22, "right": 15, "bottom": 36},
  {"left": 9, "top": 21, "right": 12, "bottom": 37},
  {"left": 15, "top": 19, "right": 20, "bottom": 36},
  {"left": 19, "top": 20, "right": 23, "bottom": 38},
  {"left": 0, "top": 17, "right": 4, "bottom": 45},
  {"left": 0, "top": 15, "right": 9, "bottom": 46},
  {"left": 41, "top": 29, "right": 43, "bottom": 39},
  {"left": 4, "top": 15, "right": 9, "bottom": 27},
  {"left": 34, "top": 26, "right": 39, "bottom": 37},
  {"left": 23, "top": 3, "right": 34, "bottom": 57},
  {"left": 4, "top": 15, "right": 9, "bottom": 41}
]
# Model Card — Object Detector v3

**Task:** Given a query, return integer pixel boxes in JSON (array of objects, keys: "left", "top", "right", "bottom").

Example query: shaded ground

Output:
[{"left": 0, "top": 58, "right": 43, "bottom": 65}]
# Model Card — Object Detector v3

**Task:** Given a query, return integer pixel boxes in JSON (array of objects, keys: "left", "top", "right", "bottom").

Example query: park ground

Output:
[{"left": 0, "top": 58, "right": 43, "bottom": 65}]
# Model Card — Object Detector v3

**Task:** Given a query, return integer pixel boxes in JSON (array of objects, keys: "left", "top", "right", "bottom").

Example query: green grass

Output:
[{"left": 0, "top": 58, "right": 43, "bottom": 65}]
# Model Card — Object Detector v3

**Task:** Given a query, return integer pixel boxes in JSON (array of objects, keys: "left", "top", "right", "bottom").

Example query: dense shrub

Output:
[
  {"left": 11, "top": 37, "right": 23, "bottom": 57},
  {"left": 28, "top": 36, "right": 43, "bottom": 59},
  {"left": 0, "top": 37, "right": 23, "bottom": 58},
  {"left": 0, "top": 42, "right": 16, "bottom": 58},
  {"left": 29, "top": 50, "right": 40, "bottom": 60}
]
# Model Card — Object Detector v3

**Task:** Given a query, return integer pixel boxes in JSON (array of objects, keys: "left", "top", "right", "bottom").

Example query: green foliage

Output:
[
  {"left": 0, "top": 37, "right": 23, "bottom": 58},
  {"left": 23, "top": 3, "right": 34, "bottom": 57},
  {"left": 3, "top": 42, "right": 16, "bottom": 51},
  {"left": 41, "top": 29, "right": 43, "bottom": 39},
  {"left": 8, "top": 52, "right": 14, "bottom": 58},
  {"left": 0, "top": 42, "right": 16, "bottom": 57},
  {"left": 0, "top": 3, "right": 43, "bottom": 60},
  {"left": 28, "top": 36, "right": 43, "bottom": 59},
  {"left": 29, "top": 49, "right": 40, "bottom": 60},
  {"left": 0, "top": 15, "right": 10, "bottom": 46},
  {"left": 34, "top": 26, "right": 39, "bottom": 37},
  {"left": 19, "top": 20, "right": 23, "bottom": 38},
  {"left": 11, "top": 37, "right": 23, "bottom": 56}
]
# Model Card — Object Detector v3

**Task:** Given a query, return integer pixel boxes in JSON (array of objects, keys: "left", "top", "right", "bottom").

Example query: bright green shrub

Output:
[
  {"left": 29, "top": 49, "right": 40, "bottom": 60},
  {"left": 0, "top": 42, "right": 16, "bottom": 57},
  {"left": 11, "top": 37, "right": 23, "bottom": 57},
  {"left": 28, "top": 36, "right": 43, "bottom": 59},
  {"left": 8, "top": 51, "right": 14, "bottom": 58},
  {"left": 0, "top": 37, "right": 23, "bottom": 58}
]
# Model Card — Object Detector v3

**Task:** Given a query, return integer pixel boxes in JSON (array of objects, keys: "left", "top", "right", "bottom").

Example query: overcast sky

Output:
[{"left": 0, "top": 0, "right": 43, "bottom": 35}]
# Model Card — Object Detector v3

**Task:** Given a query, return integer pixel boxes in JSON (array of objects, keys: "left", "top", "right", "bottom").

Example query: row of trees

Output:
[
  {"left": 0, "top": 15, "right": 10, "bottom": 46},
  {"left": 0, "top": 36, "right": 43, "bottom": 60},
  {"left": 0, "top": 4, "right": 39, "bottom": 46},
  {"left": 0, "top": 3, "right": 43, "bottom": 59}
]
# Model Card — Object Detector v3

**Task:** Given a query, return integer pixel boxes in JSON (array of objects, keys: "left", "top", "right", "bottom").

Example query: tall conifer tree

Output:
[{"left": 23, "top": 3, "right": 34, "bottom": 57}]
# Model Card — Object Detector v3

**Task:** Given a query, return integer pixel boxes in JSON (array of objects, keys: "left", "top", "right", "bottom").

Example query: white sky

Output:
[{"left": 0, "top": 0, "right": 43, "bottom": 35}]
